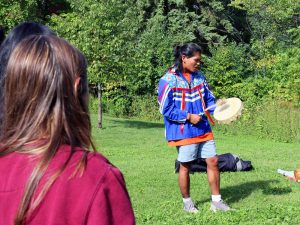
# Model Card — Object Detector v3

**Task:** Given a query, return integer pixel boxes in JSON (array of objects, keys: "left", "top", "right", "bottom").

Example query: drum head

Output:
[{"left": 213, "top": 97, "right": 243, "bottom": 124}]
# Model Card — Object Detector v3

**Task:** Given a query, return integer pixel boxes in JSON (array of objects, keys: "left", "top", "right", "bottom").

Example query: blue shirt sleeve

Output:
[
  {"left": 157, "top": 78, "right": 188, "bottom": 123},
  {"left": 202, "top": 75, "right": 216, "bottom": 115}
]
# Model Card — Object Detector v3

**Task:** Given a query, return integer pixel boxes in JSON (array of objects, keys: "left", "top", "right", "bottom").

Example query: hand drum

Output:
[{"left": 213, "top": 97, "right": 243, "bottom": 124}]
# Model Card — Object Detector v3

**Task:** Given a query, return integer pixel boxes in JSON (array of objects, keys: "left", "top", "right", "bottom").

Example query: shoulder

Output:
[
  {"left": 160, "top": 72, "right": 176, "bottom": 83},
  {"left": 86, "top": 152, "right": 116, "bottom": 177},
  {"left": 81, "top": 151, "right": 134, "bottom": 224},
  {"left": 159, "top": 67, "right": 179, "bottom": 87},
  {"left": 84, "top": 152, "right": 127, "bottom": 193},
  {"left": 57, "top": 145, "right": 119, "bottom": 183},
  {"left": 81, "top": 150, "right": 119, "bottom": 182},
  {"left": 85, "top": 157, "right": 135, "bottom": 224},
  {"left": 193, "top": 71, "right": 206, "bottom": 81}
]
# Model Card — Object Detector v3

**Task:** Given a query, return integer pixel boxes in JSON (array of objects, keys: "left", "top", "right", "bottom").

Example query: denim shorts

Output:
[{"left": 176, "top": 140, "right": 217, "bottom": 163}]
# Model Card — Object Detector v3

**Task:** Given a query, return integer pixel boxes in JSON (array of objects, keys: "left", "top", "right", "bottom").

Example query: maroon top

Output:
[{"left": 0, "top": 145, "right": 135, "bottom": 225}]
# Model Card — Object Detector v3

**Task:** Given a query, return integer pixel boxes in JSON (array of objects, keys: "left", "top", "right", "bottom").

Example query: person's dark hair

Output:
[
  {"left": 0, "top": 22, "right": 56, "bottom": 131},
  {"left": 0, "top": 28, "right": 5, "bottom": 45},
  {"left": 173, "top": 43, "right": 202, "bottom": 72}
]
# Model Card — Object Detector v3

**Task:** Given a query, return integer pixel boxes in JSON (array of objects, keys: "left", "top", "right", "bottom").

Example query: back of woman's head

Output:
[
  {"left": 2, "top": 35, "right": 93, "bottom": 224},
  {"left": 173, "top": 43, "right": 202, "bottom": 72},
  {"left": 2, "top": 35, "right": 91, "bottom": 152},
  {"left": 0, "top": 22, "right": 56, "bottom": 130},
  {"left": 0, "top": 22, "right": 55, "bottom": 78}
]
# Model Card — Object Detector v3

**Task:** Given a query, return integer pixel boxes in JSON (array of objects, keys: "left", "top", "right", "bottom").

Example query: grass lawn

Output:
[{"left": 91, "top": 115, "right": 300, "bottom": 225}]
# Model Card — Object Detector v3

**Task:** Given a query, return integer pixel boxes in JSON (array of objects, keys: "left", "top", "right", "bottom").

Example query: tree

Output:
[{"left": 0, "top": 0, "right": 37, "bottom": 30}]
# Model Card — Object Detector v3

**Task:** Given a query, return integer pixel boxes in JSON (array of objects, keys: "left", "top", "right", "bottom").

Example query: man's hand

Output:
[
  {"left": 187, "top": 113, "right": 202, "bottom": 125},
  {"left": 216, "top": 98, "right": 226, "bottom": 107}
]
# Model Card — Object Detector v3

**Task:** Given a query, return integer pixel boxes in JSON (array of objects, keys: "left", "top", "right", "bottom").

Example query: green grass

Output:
[{"left": 91, "top": 115, "right": 300, "bottom": 225}]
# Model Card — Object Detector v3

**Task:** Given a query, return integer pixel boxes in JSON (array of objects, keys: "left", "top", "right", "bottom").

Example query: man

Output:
[{"left": 157, "top": 43, "right": 230, "bottom": 213}]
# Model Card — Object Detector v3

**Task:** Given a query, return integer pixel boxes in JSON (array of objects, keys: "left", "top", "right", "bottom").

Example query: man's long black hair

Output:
[{"left": 173, "top": 43, "right": 202, "bottom": 72}]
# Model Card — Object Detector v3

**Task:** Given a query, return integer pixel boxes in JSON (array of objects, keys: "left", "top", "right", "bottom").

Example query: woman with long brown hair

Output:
[
  {"left": 0, "top": 35, "right": 135, "bottom": 225},
  {"left": 0, "top": 22, "right": 56, "bottom": 130}
]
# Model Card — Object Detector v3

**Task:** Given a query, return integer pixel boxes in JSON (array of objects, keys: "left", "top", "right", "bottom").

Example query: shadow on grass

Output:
[
  {"left": 196, "top": 180, "right": 292, "bottom": 205},
  {"left": 223, "top": 180, "right": 292, "bottom": 203},
  {"left": 110, "top": 119, "right": 165, "bottom": 129}
]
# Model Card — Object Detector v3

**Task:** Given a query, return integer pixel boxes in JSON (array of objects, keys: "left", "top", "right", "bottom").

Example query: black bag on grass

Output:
[{"left": 175, "top": 153, "right": 253, "bottom": 174}]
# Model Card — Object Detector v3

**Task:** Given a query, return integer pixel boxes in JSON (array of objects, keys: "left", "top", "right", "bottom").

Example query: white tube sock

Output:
[
  {"left": 183, "top": 197, "right": 192, "bottom": 203},
  {"left": 211, "top": 195, "right": 221, "bottom": 202}
]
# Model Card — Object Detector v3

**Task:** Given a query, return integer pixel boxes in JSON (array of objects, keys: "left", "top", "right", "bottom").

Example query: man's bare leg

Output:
[
  {"left": 205, "top": 156, "right": 220, "bottom": 195},
  {"left": 179, "top": 162, "right": 198, "bottom": 213},
  {"left": 179, "top": 162, "right": 190, "bottom": 198}
]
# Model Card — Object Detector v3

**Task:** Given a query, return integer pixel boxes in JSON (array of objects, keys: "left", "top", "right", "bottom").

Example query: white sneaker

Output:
[
  {"left": 183, "top": 201, "right": 199, "bottom": 213},
  {"left": 210, "top": 200, "right": 231, "bottom": 212}
]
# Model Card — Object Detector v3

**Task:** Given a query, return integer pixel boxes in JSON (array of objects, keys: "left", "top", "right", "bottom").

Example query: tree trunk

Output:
[{"left": 97, "top": 83, "right": 102, "bottom": 128}]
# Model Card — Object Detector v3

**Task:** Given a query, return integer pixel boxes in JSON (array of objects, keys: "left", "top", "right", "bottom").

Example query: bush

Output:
[
  {"left": 203, "top": 43, "right": 252, "bottom": 99},
  {"left": 130, "top": 95, "right": 162, "bottom": 121},
  {"left": 107, "top": 97, "right": 132, "bottom": 117},
  {"left": 252, "top": 101, "right": 300, "bottom": 143},
  {"left": 215, "top": 100, "right": 300, "bottom": 143},
  {"left": 89, "top": 92, "right": 162, "bottom": 121},
  {"left": 89, "top": 95, "right": 99, "bottom": 114}
]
